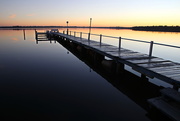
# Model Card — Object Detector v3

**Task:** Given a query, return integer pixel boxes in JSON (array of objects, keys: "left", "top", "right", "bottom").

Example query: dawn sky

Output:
[{"left": 0, "top": 0, "right": 180, "bottom": 27}]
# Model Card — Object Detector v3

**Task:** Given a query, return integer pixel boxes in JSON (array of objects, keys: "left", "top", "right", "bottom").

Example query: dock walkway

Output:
[
  {"left": 49, "top": 31, "right": 180, "bottom": 90},
  {"left": 52, "top": 31, "right": 180, "bottom": 88},
  {"left": 35, "top": 29, "right": 180, "bottom": 120}
]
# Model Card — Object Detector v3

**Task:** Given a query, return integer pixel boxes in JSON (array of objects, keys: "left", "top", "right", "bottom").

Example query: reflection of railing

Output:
[{"left": 63, "top": 30, "right": 180, "bottom": 57}]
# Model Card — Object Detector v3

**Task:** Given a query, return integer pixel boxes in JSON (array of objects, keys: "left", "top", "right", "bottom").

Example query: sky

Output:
[{"left": 0, "top": 0, "right": 180, "bottom": 27}]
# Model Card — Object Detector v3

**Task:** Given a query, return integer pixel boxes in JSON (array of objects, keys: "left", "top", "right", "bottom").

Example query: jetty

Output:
[
  {"left": 36, "top": 29, "right": 180, "bottom": 121},
  {"left": 37, "top": 29, "right": 180, "bottom": 89}
]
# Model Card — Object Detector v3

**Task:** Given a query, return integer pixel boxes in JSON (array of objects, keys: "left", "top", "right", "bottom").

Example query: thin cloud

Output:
[{"left": 9, "top": 14, "right": 16, "bottom": 19}]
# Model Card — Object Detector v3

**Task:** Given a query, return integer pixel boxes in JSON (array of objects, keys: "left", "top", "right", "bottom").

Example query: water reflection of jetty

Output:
[{"left": 36, "top": 29, "right": 180, "bottom": 121}]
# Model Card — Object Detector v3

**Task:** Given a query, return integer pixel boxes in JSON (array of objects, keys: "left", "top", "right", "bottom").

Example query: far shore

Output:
[
  {"left": 0, "top": 26, "right": 180, "bottom": 32},
  {"left": 0, "top": 26, "right": 131, "bottom": 30}
]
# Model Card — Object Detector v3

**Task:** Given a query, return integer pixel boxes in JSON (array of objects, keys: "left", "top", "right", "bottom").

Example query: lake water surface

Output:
[{"left": 0, "top": 29, "right": 179, "bottom": 121}]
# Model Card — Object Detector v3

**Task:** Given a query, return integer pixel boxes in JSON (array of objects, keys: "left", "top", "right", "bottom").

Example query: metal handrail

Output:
[{"left": 65, "top": 30, "right": 180, "bottom": 56}]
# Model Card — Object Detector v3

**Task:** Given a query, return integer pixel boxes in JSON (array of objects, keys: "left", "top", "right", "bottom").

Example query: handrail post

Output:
[
  {"left": 63, "top": 31, "right": 65, "bottom": 34},
  {"left": 100, "top": 34, "right": 102, "bottom": 46},
  {"left": 119, "top": 37, "right": 121, "bottom": 51},
  {"left": 88, "top": 33, "right": 91, "bottom": 41},
  {"left": 149, "top": 41, "right": 154, "bottom": 57},
  {"left": 70, "top": 31, "right": 71, "bottom": 36},
  {"left": 80, "top": 32, "right": 82, "bottom": 39},
  {"left": 74, "top": 32, "right": 76, "bottom": 37}
]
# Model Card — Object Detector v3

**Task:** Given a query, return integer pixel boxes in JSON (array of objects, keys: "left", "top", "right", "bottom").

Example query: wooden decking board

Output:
[
  {"left": 137, "top": 60, "right": 172, "bottom": 65},
  {"left": 121, "top": 55, "right": 151, "bottom": 60},
  {"left": 83, "top": 41, "right": 109, "bottom": 46},
  {"left": 148, "top": 97, "right": 180, "bottom": 121},
  {"left": 91, "top": 45, "right": 126, "bottom": 52},
  {"left": 154, "top": 68, "right": 180, "bottom": 75},
  {"left": 92, "top": 46, "right": 120, "bottom": 52},
  {"left": 169, "top": 76, "right": 180, "bottom": 82},
  {"left": 138, "top": 62, "right": 179, "bottom": 69},
  {"left": 149, "top": 66, "right": 180, "bottom": 74},
  {"left": 107, "top": 51, "right": 153, "bottom": 60},
  {"left": 107, "top": 50, "right": 139, "bottom": 56},
  {"left": 127, "top": 57, "right": 167, "bottom": 64},
  {"left": 160, "top": 88, "right": 180, "bottom": 103},
  {"left": 166, "top": 74, "right": 180, "bottom": 80},
  {"left": 162, "top": 73, "right": 180, "bottom": 79}
]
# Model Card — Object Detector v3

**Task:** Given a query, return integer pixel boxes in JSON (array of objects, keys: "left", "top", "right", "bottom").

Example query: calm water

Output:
[{"left": 0, "top": 29, "right": 178, "bottom": 121}]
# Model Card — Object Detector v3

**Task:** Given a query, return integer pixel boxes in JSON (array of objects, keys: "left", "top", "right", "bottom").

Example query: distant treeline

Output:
[
  {"left": 0, "top": 26, "right": 131, "bottom": 30},
  {"left": 132, "top": 26, "right": 180, "bottom": 32},
  {"left": 1, "top": 25, "right": 180, "bottom": 32}
]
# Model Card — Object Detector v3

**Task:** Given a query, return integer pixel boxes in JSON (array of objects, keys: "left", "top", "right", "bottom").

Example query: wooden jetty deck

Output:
[
  {"left": 148, "top": 88, "right": 180, "bottom": 121},
  {"left": 36, "top": 29, "right": 180, "bottom": 121},
  {"left": 45, "top": 30, "right": 180, "bottom": 90}
]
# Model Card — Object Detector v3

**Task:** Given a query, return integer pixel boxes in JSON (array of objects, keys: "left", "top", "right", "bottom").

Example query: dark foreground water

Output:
[{"left": 0, "top": 30, "right": 165, "bottom": 121}]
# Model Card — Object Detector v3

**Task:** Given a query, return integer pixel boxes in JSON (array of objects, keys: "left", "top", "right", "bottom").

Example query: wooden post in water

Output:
[
  {"left": 23, "top": 29, "right": 26, "bottom": 40},
  {"left": 149, "top": 41, "right": 154, "bottom": 57},
  {"left": 119, "top": 37, "right": 121, "bottom": 51},
  {"left": 100, "top": 34, "right": 102, "bottom": 46},
  {"left": 35, "top": 29, "right": 37, "bottom": 40},
  {"left": 70, "top": 31, "right": 71, "bottom": 36},
  {"left": 80, "top": 32, "right": 82, "bottom": 39},
  {"left": 74, "top": 32, "right": 76, "bottom": 37},
  {"left": 88, "top": 33, "right": 91, "bottom": 41}
]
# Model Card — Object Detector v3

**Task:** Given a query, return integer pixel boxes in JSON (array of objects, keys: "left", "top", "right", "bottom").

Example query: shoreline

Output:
[
  {"left": 132, "top": 26, "right": 180, "bottom": 32},
  {"left": 0, "top": 26, "right": 131, "bottom": 30},
  {"left": 0, "top": 26, "right": 180, "bottom": 32}
]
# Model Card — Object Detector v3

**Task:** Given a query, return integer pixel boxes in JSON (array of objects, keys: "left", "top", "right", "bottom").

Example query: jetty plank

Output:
[
  {"left": 160, "top": 88, "right": 180, "bottom": 102},
  {"left": 148, "top": 97, "right": 180, "bottom": 121},
  {"left": 138, "top": 61, "right": 178, "bottom": 68},
  {"left": 149, "top": 65, "right": 180, "bottom": 73},
  {"left": 127, "top": 57, "right": 168, "bottom": 64}
]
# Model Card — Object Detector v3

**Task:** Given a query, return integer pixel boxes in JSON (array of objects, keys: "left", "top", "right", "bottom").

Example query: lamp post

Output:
[
  {"left": 89, "top": 18, "right": 92, "bottom": 33},
  {"left": 66, "top": 21, "right": 69, "bottom": 35}
]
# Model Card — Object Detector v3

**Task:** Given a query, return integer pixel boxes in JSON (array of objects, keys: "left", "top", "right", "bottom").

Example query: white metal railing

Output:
[{"left": 62, "top": 30, "right": 180, "bottom": 57}]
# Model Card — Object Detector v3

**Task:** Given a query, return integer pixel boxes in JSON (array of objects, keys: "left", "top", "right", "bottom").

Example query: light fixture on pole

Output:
[
  {"left": 89, "top": 18, "right": 92, "bottom": 33},
  {"left": 88, "top": 18, "right": 92, "bottom": 40}
]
